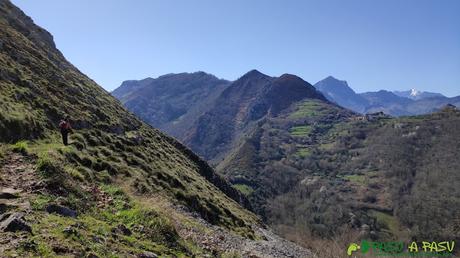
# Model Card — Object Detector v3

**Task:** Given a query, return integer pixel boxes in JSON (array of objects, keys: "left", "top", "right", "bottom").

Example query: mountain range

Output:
[
  {"left": 393, "top": 88, "right": 444, "bottom": 100},
  {"left": 113, "top": 70, "right": 460, "bottom": 252},
  {"left": 116, "top": 74, "right": 459, "bottom": 119},
  {"left": 314, "top": 76, "right": 460, "bottom": 116}
]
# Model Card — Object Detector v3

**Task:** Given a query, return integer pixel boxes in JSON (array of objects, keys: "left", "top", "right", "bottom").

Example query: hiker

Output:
[{"left": 59, "top": 116, "right": 72, "bottom": 145}]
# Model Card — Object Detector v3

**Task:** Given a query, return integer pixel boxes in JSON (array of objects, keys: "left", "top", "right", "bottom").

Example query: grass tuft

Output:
[
  {"left": 12, "top": 140, "right": 29, "bottom": 154},
  {"left": 31, "top": 195, "right": 53, "bottom": 210}
]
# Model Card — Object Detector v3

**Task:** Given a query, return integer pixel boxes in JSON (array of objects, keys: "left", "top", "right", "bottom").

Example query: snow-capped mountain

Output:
[
  {"left": 393, "top": 89, "right": 444, "bottom": 100},
  {"left": 314, "top": 77, "right": 458, "bottom": 116}
]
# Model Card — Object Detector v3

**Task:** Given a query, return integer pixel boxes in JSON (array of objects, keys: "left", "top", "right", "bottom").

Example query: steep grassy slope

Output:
[
  {"left": 0, "top": 1, "right": 142, "bottom": 142},
  {"left": 112, "top": 73, "right": 229, "bottom": 139},
  {"left": 0, "top": 1, "right": 264, "bottom": 256}
]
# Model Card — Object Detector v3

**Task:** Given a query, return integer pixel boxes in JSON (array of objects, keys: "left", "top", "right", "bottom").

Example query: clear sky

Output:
[{"left": 11, "top": 0, "right": 460, "bottom": 96}]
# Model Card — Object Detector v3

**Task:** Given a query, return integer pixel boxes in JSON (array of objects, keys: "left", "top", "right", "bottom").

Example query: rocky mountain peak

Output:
[
  {"left": 0, "top": 0, "right": 55, "bottom": 49},
  {"left": 238, "top": 69, "right": 269, "bottom": 80}
]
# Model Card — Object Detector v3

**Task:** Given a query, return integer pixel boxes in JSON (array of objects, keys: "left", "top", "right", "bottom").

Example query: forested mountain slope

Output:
[
  {"left": 183, "top": 71, "right": 327, "bottom": 164},
  {"left": 219, "top": 102, "right": 460, "bottom": 247}
]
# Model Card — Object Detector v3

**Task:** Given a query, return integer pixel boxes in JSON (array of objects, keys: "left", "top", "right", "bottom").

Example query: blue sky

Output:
[{"left": 12, "top": 0, "right": 460, "bottom": 96}]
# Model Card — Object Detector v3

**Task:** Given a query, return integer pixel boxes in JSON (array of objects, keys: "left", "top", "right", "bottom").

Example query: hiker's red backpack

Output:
[{"left": 59, "top": 120, "right": 70, "bottom": 130}]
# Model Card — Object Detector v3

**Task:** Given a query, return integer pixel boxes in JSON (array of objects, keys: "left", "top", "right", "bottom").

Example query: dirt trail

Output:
[
  {"left": 145, "top": 197, "right": 315, "bottom": 258},
  {"left": 0, "top": 152, "right": 40, "bottom": 254},
  {"left": 174, "top": 213, "right": 315, "bottom": 258},
  {"left": 1, "top": 153, "right": 40, "bottom": 192}
]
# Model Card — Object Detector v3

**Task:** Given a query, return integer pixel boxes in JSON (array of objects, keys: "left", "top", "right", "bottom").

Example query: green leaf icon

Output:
[{"left": 347, "top": 243, "right": 361, "bottom": 256}]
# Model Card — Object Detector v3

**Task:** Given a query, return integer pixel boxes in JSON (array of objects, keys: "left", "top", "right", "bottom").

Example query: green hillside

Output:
[
  {"left": 219, "top": 98, "right": 460, "bottom": 247},
  {"left": 217, "top": 99, "right": 354, "bottom": 216}
]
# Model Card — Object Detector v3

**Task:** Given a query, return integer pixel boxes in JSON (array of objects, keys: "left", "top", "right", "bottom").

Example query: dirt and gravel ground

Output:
[
  {"left": 172, "top": 205, "right": 314, "bottom": 258},
  {"left": 0, "top": 153, "right": 39, "bottom": 254}
]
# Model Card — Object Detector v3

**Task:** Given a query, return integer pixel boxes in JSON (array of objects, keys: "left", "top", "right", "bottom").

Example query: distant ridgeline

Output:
[
  {"left": 314, "top": 76, "right": 460, "bottom": 116},
  {"left": 114, "top": 69, "right": 460, "bottom": 245}
]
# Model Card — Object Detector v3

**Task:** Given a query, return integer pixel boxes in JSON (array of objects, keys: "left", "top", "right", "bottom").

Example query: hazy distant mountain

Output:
[
  {"left": 393, "top": 89, "right": 444, "bottom": 100},
  {"left": 314, "top": 76, "right": 458, "bottom": 116},
  {"left": 111, "top": 77, "right": 156, "bottom": 101},
  {"left": 405, "top": 95, "right": 460, "bottom": 114},
  {"left": 314, "top": 76, "right": 369, "bottom": 113},
  {"left": 112, "top": 72, "right": 230, "bottom": 138},
  {"left": 360, "top": 90, "right": 411, "bottom": 105},
  {"left": 359, "top": 90, "right": 413, "bottom": 116}
]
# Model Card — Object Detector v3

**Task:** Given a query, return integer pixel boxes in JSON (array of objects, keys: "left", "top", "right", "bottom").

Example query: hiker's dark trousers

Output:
[{"left": 61, "top": 130, "right": 68, "bottom": 145}]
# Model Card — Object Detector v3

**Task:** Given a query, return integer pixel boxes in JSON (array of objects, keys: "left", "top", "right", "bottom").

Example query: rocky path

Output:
[
  {"left": 0, "top": 152, "right": 39, "bottom": 254},
  {"left": 172, "top": 205, "right": 315, "bottom": 258},
  {"left": 242, "top": 228, "right": 314, "bottom": 258},
  {"left": 1, "top": 152, "right": 41, "bottom": 190}
]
